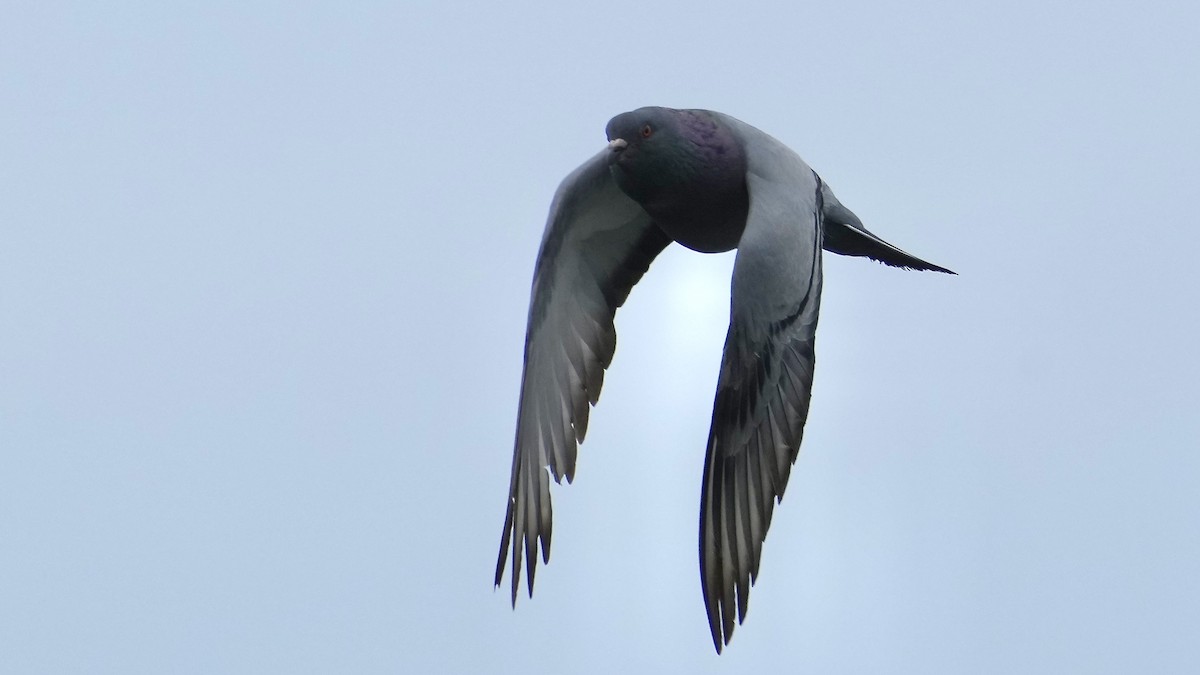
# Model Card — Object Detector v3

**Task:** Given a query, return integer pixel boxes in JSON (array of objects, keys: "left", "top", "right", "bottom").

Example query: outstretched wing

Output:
[
  {"left": 820, "top": 183, "right": 955, "bottom": 274},
  {"left": 495, "top": 149, "right": 672, "bottom": 605},
  {"left": 699, "top": 116, "right": 825, "bottom": 652}
]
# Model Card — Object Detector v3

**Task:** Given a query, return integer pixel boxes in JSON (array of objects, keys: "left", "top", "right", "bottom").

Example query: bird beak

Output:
[{"left": 607, "top": 138, "right": 628, "bottom": 151}]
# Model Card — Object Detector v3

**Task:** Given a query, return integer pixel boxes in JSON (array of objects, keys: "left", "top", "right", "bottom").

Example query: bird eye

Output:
[{"left": 641, "top": 124, "right": 653, "bottom": 138}]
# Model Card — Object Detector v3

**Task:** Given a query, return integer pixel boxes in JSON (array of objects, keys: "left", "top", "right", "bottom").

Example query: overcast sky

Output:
[{"left": 3, "top": 2, "right": 1199, "bottom": 673}]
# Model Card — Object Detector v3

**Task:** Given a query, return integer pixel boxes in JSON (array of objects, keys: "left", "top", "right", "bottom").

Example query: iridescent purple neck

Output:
[{"left": 645, "top": 110, "right": 749, "bottom": 253}]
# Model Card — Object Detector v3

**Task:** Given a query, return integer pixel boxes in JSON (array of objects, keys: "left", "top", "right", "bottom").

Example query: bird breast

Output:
[{"left": 644, "top": 181, "right": 749, "bottom": 254}]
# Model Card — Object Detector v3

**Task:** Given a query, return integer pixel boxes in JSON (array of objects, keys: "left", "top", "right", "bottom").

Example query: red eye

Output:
[{"left": 641, "top": 124, "right": 653, "bottom": 138}]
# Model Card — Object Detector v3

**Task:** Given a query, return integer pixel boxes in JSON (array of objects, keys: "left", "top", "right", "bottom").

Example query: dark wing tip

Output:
[
  {"left": 899, "top": 258, "right": 957, "bottom": 275},
  {"left": 495, "top": 498, "right": 515, "bottom": 596}
]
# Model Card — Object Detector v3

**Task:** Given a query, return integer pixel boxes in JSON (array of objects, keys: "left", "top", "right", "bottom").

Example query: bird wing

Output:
[
  {"left": 495, "top": 148, "right": 672, "bottom": 605},
  {"left": 699, "top": 115, "right": 825, "bottom": 652},
  {"left": 820, "top": 184, "right": 955, "bottom": 274}
]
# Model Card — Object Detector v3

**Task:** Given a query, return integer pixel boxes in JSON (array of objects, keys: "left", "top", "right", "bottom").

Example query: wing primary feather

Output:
[
  {"left": 720, "top": 458, "right": 738, "bottom": 642},
  {"left": 735, "top": 454, "right": 752, "bottom": 622},
  {"left": 495, "top": 495, "right": 515, "bottom": 589},
  {"left": 523, "top": 436, "right": 540, "bottom": 598},
  {"left": 545, "top": 350, "right": 573, "bottom": 482},
  {"left": 510, "top": 470, "right": 525, "bottom": 605},
  {"left": 744, "top": 434, "right": 765, "bottom": 582},
  {"left": 538, "top": 469, "right": 552, "bottom": 564}
]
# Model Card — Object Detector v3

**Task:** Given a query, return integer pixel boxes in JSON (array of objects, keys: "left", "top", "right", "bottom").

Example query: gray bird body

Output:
[{"left": 495, "top": 107, "right": 953, "bottom": 653}]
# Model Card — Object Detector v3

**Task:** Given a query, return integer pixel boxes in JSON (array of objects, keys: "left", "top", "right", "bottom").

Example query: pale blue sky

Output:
[{"left": 3, "top": 2, "right": 1198, "bottom": 673}]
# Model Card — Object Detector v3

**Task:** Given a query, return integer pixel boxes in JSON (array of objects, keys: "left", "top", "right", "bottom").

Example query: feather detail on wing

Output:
[
  {"left": 700, "top": 114, "right": 826, "bottom": 652},
  {"left": 495, "top": 149, "right": 671, "bottom": 604}
]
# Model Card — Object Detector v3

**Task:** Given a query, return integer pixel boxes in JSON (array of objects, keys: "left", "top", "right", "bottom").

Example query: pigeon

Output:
[{"left": 494, "top": 107, "right": 954, "bottom": 653}]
